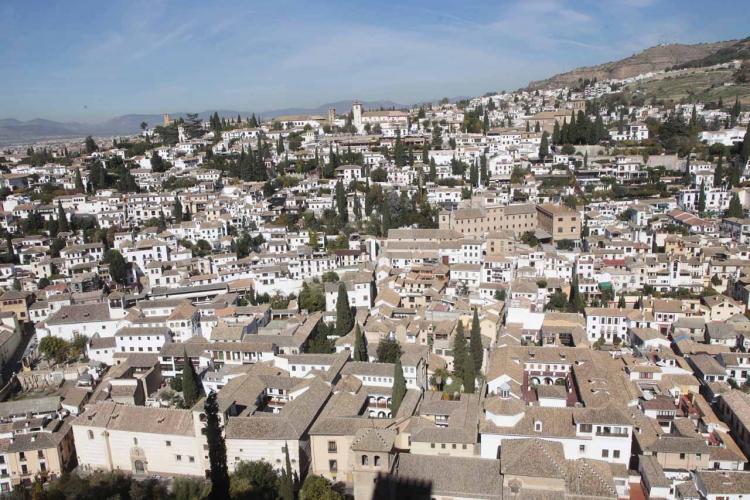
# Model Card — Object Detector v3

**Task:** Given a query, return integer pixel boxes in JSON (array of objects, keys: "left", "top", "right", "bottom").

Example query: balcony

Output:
[{"left": 595, "top": 430, "right": 629, "bottom": 438}]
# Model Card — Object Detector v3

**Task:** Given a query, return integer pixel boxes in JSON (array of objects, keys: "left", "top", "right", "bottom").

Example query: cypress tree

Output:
[
  {"left": 391, "top": 358, "right": 406, "bottom": 415},
  {"left": 697, "top": 182, "right": 706, "bottom": 213},
  {"left": 182, "top": 350, "right": 201, "bottom": 408},
  {"left": 552, "top": 121, "right": 560, "bottom": 144},
  {"left": 463, "top": 352, "right": 476, "bottom": 394},
  {"left": 726, "top": 193, "right": 744, "bottom": 218},
  {"left": 74, "top": 168, "right": 84, "bottom": 192},
  {"left": 204, "top": 391, "right": 230, "bottom": 500},
  {"left": 480, "top": 154, "right": 488, "bottom": 187},
  {"left": 469, "top": 309, "right": 483, "bottom": 373},
  {"left": 352, "top": 192, "right": 362, "bottom": 222},
  {"left": 57, "top": 201, "right": 69, "bottom": 233},
  {"left": 429, "top": 158, "right": 437, "bottom": 182},
  {"left": 335, "top": 282, "right": 353, "bottom": 336},
  {"left": 714, "top": 153, "right": 724, "bottom": 186},
  {"left": 172, "top": 196, "right": 183, "bottom": 221},
  {"left": 381, "top": 197, "right": 391, "bottom": 236},
  {"left": 335, "top": 180, "right": 348, "bottom": 225},
  {"left": 742, "top": 121, "right": 750, "bottom": 164},
  {"left": 452, "top": 321, "right": 467, "bottom": 378},
  {"left": 539, "top": 131, "right": 549, "bottom": 159},
  {"left": 279, "top": 443, "right": 295, "bottom": 500},
  {"left": 353, "top": 324, "right": 367, "bottom": 361}
]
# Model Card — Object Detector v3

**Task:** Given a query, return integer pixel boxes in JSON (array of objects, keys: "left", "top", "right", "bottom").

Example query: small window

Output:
[
  {"left": 166, "top": 441, "right": 171, "bottom": 447},
  {"left": 88, "top": 430, "right": 94, "bottom": 440},
  {"left": 133, "top": 438, "right": 138, "bottom": 445},
  {"left": 176, "top": 455, "right": 182, "bottom": 462},
  {"left": 361, "top": 455, "right": 368, "bottom": 466},
  {"left": 602, "top": 450, "right": 609, "bottom": 458}
]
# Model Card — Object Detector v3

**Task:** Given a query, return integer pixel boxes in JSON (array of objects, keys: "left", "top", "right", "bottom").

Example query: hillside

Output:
[
  {"left": 620, "top": 67, "right": 750, "bottom": 105},
  {"left": 527, "top": 40, "right": 736, "bottom": 90}
]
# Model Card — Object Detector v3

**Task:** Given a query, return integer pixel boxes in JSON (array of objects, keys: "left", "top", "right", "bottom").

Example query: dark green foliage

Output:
[
  {"left": 726, "top": 193, "right": 744, "bottom": 218},
  {"left": 469, "top": 309, "right": 483, "bottom": 373},
  {"left": 353, "top": 324, "right": 368, "bottom": 361},
  {"left": 85, "top": 135, "right": 99, "bottom": 154},
  {"left": 335, "top": 282, "right": 353, "bottom": 336},
  {"left": 298, "top": 281, "right": 325, "bottom": 312},
  {"left": 181, "top": 351, "right": 201, "bottom": 408},
  {"left": 391, "top": 358, "right": 407, "bottom": 414},
  {"left": 376, "top": 337, "right": 402, "bottom": 363},
  {"left": 463, "top": 352, "right": 476, "bottom": 394},
  {"left": 452, "top": 321, "right": 467, "bottom": 378},
  {"left": 204, "top": 391, "right": 230, "bottom": 500},
  {"left": 103, "top": 249, "right": 128, "bottom": 285},
  {"left": 538, "top": 131, "right": 549, "bottom": 159},
  {"left": 278, "top": 444, "right": 295, "bottom": 500},
  {"left": 300, "top": 475, "right": 343, "bottom": 500},
  {"left": 230, "top": 460, "right": 280, "bottom": 500}
]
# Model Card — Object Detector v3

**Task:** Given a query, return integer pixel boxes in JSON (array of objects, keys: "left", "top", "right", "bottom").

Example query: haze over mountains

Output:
[
  {"left": 3, "top": 37, "right": 748, "bottom": 144},
  {"left": 0, "top": 100, "right": 407, "bottom": 145}
]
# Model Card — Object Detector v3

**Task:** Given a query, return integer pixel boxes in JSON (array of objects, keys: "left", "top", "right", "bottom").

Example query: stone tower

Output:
[{"left": 352, "top": 101, "right": 363, "bottom": 133}]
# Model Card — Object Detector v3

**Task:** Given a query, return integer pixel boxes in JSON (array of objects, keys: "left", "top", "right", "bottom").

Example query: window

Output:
[
  {"left": 176, "top": 455, "right": 182, "bottom": 462},
  {"left": 679, "top": 453, "right": 686, "bottom": 460},
  {"left": 37, "top": 451, "right": 43, "bottom": 459},
  {"left": 39, "top": 462, "right": 46, "bottom": 473},
  {"left": 361, "top": 455, "right": 368, "bottom": 466},
  {"left": 166, "top": 440, "right": 172, "bottom": 447},
  {"left": 374, "top": 455, "right": 381, "bottom": 466},
  {"left": 579, "top": 445, "right": 586, "bottom": 452},
  {"left": 189, "top": 456, "right": 195, "bottom": 463},
  {"left": 88, "top": 430, "right": 94, "bottom": 440},
  {"left": 602, "top": 450, "right": 609, "bottom": 458},
  {"left": 430, "top": 443, "right": 435, "bottom": 449},
  {"left": 613, "top": 450, "right": 620, "bottom": 459},
  {"left": 329, "top": 460, "right": 338, "bottom": 472},
  {"left": 328, "top": 441, "right": 337, "bottom": 453},
  {"left": 19, "top": 452, "right": 25, "bottom": 461},
  {"left": 133, "top": 438, "right": 138, "bottom": 445}
]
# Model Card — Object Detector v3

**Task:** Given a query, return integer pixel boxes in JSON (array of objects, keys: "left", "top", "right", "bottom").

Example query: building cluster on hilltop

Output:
[{"left": 1, "top": 67, "right": 750, "bottom": 498}]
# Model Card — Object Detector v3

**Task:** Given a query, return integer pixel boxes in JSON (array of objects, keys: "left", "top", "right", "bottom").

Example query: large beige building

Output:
[
  {"left": 72, "top": 402, "right": 207, "bottom": 477},
  {"left": 535, "top": 204, "right": 581, "bottom": 242},
  {"left": 439, "top": 202, "right": 580, "bottom": 242},
  {"left": 439, "top": 204, "right": 538, "bottom": 236}
]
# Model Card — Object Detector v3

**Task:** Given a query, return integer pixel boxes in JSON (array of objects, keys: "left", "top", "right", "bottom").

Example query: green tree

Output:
[
  {"left": 452, "top": 321, "right": 467, "bottom": 378},
  {"left": 569, "top": 273, "right": 586, "bottom": 313},
  {"left": 103, "top": 249, "right": 128, "bottom": 285},
  {"left": 150, "top": 153, "right": 166, "bottom": 173},
  {"left": 300, "top": 475, "right": 342, "bottom": 500},
  {"left": 230, "top": 461, "right": 279, "bottom": 500},
  {"left": 173, "top": 196, "right": 183, "bottom": 221},
  {"left": 469, "top": 309, "right": 483, "bottom": 374},
  {"left": 463, "top": 352, "right": 476, "bottom": 394},
  {"left": 742, "top": 120, "right": 750, "bottom": 165},
  {"left": 84, "top": 135, "right": 99, "bottom": 154},
  {"left": 335, "top": 282, "right": 353, "bottom": 336},
  {"left": 697, "top": 182, "right": 706, "bottom": 213},
  {"left": 715, "top": 152, "right": 725, "bottom": 186},
  {"left": 391, "top": 357, "right": 406, "bottom": 414},
  {"left": 376, "top": 337, "right": 402, "bottom": 363},
  {"left": 335, "top": 180, "right": 348, "bottom": 225},
  {"left": 538, "top": 131, "right": 549, "bottom": 159},
  {"left": 726, "top": 193, "right": 744, "bottom": 218},
  {"left": 181, "top": 350, "right": 201, "bottom": 408},
  {"left": 618, "top": 295, "right": 626, "bottom": 308},
  {"left": 278, "top": 444, "right": 295, "bottom": 500},
  {"left": 56, "top": 201, "right": 69, "bottom": 233},
  {"left": 205, "top": 391, "right": 230, "bottom": 500},
  {"left": 353, "top": 324, "right": 368, "bottom": 361},
  {"left": 39, "top": 336, "right": 70, "bottom": 364},
  {"left": 74, "top": 168, "right": 85, "bottom": 192}
]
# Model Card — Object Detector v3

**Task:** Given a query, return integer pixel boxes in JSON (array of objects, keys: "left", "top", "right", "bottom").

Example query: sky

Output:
[{"left": 1, "top": 0, "right": 748, "bottom": 122}]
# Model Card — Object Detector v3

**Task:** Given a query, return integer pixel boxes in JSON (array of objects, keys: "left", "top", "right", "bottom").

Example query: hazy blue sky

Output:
[{"left": 1, "top": 0, "right": 748, "bottom": 121}]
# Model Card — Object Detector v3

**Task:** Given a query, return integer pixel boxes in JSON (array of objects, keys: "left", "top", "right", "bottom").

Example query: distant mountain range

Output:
[{"left": 0, "top": 100, "right": 408, "bottom": 145}]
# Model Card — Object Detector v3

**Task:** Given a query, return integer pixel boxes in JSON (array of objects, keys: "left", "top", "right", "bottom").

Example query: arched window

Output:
[
  {"left": 374, "top": 455, "right": 381, "bottom": 466},
  {"left": 361, "top": 455, "right": 368, "bottom": 466}
]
